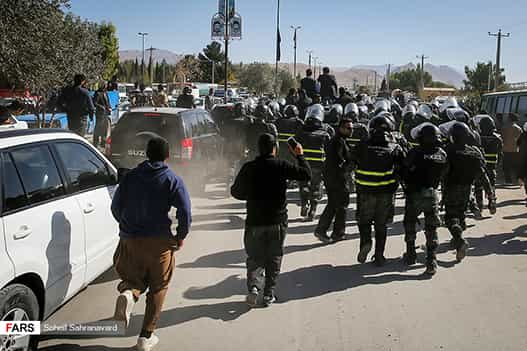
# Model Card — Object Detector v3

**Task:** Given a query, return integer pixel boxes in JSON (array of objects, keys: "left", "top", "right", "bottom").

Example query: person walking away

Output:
[
  {"left": 58, "top": 74, "right": 95, "bottom": 136},
  {"left": 317, "top": 67, "right": 338, "bottom": 104},
  {"left": 336, "top": 87, "right": 354, "bottom": 110},
  {"left": 501, "top": 113, "right": 522, "bottom": 184},
  {"left": 354, "top": 115, "right": 405, "bottom": 266},
  {"left": 300, "top": 68, "right": 318, "bottom": 100},
  {"left": 93, "top": 83, "right": 111, "bottom": 147},
  {"left": 296, "top": 89, "right": 313, "bottom": 120},
  {"left": 155, "top": 85, "right": 169, "bottom": 107},
  {"left": 295, "top": 105, "right": 331, "bottom": 221},
  {"left": 246, "top": 104, "right": 278, "bottom": 160},
  {"left": 443, "top": 123, "right": 495, "bottom": 261},
  {"left": 286, "top": 88, "right": 299, "bottom": 106},
  {"left": 314, "top": 118, "right": 354, "bottom": 243},
  {"left": 176, "top": 86, "right": 195, "bottom": 109},
  {"left": 231, "top": 133, "right": 311, "bottom": 307},
  {"left": 205, "top": 88, "right": 215, "bottom": 111},
  {"left": 401, "top": 123, "right": 447, "bottom": 275},
  {"left": 474, "top": 115, "right": 502, "bottom": 214},
  {"left": 517, "top": 122, "right": 527, "bottom": 205},
  {"left": 111, "top": 137, "right": 192, "bottom": 351}
]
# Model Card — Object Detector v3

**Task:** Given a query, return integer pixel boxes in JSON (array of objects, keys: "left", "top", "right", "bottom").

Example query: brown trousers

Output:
[{"left": 113, "top": 237, "right": 178, "bottom": 332}]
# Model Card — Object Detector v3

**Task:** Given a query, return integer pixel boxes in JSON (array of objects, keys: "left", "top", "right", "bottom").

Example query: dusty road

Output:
[{"left": 39, "top": 184, "right": 527, "bottom": 351}]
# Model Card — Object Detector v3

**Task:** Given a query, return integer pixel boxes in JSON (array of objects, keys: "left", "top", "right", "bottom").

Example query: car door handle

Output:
[
  {"left": 83, "top": 203, "right": 95, "bottom": 214},
  {"left": 13, "top": 226, "right": 32, "bottom": 240}
]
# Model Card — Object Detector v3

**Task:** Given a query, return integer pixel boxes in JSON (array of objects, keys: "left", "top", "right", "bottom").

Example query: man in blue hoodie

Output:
[{"left": 111, "top": 136, "right": 191, "bottom": 351}]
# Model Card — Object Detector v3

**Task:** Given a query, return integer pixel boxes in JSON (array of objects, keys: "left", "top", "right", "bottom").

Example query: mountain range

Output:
[{"left": 119, "top": 49, "right": 466, "bottom": 88}]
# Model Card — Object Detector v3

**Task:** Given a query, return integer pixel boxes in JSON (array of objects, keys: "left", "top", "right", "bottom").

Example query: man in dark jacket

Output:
[
  {"left": 93, "top": 83, "right": 111, "bottom": 147},
  {"left": 176, "top": 86, "right": 195, "bottom": 108},
  {"left": 336, "top": 87, "right": 354, "bottom": 110},
  {"left": 111, "top": 136, "right": 192, "bottom": 351},
  {"left": 231, "top": 133, "right": 311, "bottom": 307},
  {"left": 315, "top": 118, "right": 354, "bottom": 242},
  {"left": 58, "top": 74, "right": 95, "bottom": 136},
  {"left": 317, "top": 67, "right": 338, "bottom": 104},
  {"left": 300, "top": 69, "right": 318, "bottom": 99}
]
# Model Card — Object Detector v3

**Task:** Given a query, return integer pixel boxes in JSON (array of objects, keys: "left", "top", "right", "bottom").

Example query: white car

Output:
[
  {"left": 0, "top": 116, "right": 28, "bottom": 131},
  {"left": 0, "top": 129, "right": 119, "bottom": 350}
]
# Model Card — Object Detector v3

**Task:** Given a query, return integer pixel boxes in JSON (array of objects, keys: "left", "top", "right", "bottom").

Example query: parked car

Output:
[
  {"left": 0, "top": 115, "right": 28, "bottom": 131},
  {"left": 107, "top": 107, "right": 224, "bottom": 192},
  {"left": 0, "top": 129, "right": 119, "bottom": 350}
]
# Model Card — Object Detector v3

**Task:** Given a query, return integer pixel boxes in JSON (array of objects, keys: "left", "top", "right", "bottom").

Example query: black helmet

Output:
[
  {"left": 450, "top": 122, "right": 472, "bottom": 144},
  {"left": 183, "top": 86, "right": 192, "bottom": 94},
  {"left": 447, "top": 108, "right": 470, "bottom": 123},
  {"left": 254, "top": 104, "right": 270, "bottom": 120},
  {"left": 478, "top": 115, "right": 496, "bottom": 135},
  {"left": 284, "top": 105, "right": 299, "bottom": 118},
  {"left": 418, "top": 123, "right": 441, "bottom": 147},
  {"left": 368, "top": 115, "right": 394, "bottom": 134},
  {"left": 326, "top": 104, "right": 343, "bottom": 124},
  {"left": 234, "top": 102, "right": 246, "bottom": 118}
]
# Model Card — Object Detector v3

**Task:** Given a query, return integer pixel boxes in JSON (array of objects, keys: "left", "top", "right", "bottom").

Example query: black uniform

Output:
[
  {"left": 475, "top": 132, "right": 503, "bottom": 210},
  {"left": 246, "top": 119, "right": 278, "bottom": 160},
  {"left": 353, "top": 136, "right": 405, "bottom": 264},
  {"left": 295, "top": 118, "right": 331, "bottom": 220},
  {"left": 176, "top": 93, "right": 195, "bottom": 108},
  {"left": 402, "top": 145, "right": 448, "bottom": 268},
  {"left": 346, "top": 123, "right": 369, "bottom": 193},
  {"left": 231, "top": 153, "right": 311, "bottom": 298},
  {"left": 444, "top": 143, "right": 493, "bottom": 255},
  {"left": 222, "top": 114, "right": 252, "bottom": 185},
  {"left": 275, "top": 116, "right": 304, "bottom": 162},
  {"left": 315, "top": 130, "right": 353, "bottom": 241}
]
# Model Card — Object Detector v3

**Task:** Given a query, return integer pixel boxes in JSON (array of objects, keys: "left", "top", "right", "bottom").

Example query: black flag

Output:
[{"left": 276, "top": 28, "right": 281, "bottom": 62}]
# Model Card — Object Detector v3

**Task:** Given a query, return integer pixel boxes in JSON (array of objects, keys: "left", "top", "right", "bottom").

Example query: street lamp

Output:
[
  {"left": 313, "top": 57, "right": 318, "bottom": 77},
  {"left": 306, "top": 50, "right": 313, "bottom": 72},
  {"left": 290, "top": 26, "right": 301, "bottom": 82},
  {"left": 138, "top": 32, "right": 149, "bottom": 84}
]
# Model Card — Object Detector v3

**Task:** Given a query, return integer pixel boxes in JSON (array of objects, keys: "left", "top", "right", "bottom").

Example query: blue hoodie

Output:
[{"left": 111, "top": 160, "right": 192, "bottom": 239}]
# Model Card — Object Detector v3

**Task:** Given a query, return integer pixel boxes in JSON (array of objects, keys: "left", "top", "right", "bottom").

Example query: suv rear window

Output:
[{"left": 115, "top": 112, "right": 185, "bottom": 140}]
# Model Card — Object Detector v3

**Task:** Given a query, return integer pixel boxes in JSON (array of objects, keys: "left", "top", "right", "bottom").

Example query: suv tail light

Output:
[
  {"left": 181, "top": 138, "right": 193, "bottom": 160},
  {"left": 105, "top": 136, "right": 112, "bottom": 157}
]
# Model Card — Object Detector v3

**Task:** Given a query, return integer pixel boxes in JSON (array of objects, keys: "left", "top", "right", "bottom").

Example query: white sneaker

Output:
[
  {"left": 114, "top": 290, "right": 135, "bottom": 328},
  {"left": 136, "top": 334, "right": 159, "bottom": 351}
]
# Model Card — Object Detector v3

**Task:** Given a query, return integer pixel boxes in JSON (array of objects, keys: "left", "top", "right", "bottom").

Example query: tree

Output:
[
  {"left": 463, "top": 61, "right": 506, "bottom": 93},
  {"left": 277, "top": 69, "right": 295, "bottom": 96},
  {"left": 97, "top": 22, "right": 119, "bottom": 80},
  {"left": 174, "top": 55, "right": 201, "bottom": 83},
  {"left": 237, "top": 63, "right": 274, "bottom": 95},
  {"left": 198, "top": 41, "right": 232, "bottom": 83},
  {"left": 389, "top": 68, "right": 432, "bottom": 92}
]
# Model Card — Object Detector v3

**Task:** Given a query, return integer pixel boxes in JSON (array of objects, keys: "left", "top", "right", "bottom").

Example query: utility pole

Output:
[
  {"left": 146, "top": 47, "right": 157, "bottom": 84},
  {"left": 274, "top": 0, "right": 281, "bottom": 96},
  {"left": 138, "top": 32, "right": 148, "bottom": 84},
  {"left": 223, "top": 0, "right": 230, "bottom": 103},
  {"left": 291, "top": 26, "right": 301, "bottom": 83},
  {"left": 307, "top": 50, "right": 313, "bottom": 72},
  {"left": 487, "top": 61, "right": 493, "bottom": 92},
  {"left": 489, "top": 29, "right": 510, "bottom": 92},
  {"left": 374, "top": 71, "right": 378, "bottom": 93},
  {"left": 416, "top": 54, "right": 429, "bottom": 96}
]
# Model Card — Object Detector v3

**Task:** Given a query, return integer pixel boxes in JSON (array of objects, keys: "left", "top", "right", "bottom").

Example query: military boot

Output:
[
  {"left": 307, "top": 200, "right": 317, "bottom": 221},
  {"left": 373, "top": 234, "right": 387, "bottom": 267}
]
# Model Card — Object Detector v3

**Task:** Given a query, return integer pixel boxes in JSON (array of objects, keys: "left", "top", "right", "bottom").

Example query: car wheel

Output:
[{"left": 0, "top": 284, "right": 40, "bottom": 351}]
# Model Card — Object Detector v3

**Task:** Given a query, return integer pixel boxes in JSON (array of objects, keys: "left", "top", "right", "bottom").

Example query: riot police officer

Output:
[
  {"left": 325, "top": 104, "right": 343, "bottom": 129},
  {"left": 402, "top": 123, "right": 447, "bottom": 275},
  {"left": 295, "top": 105, "right": 331, "bottom": 221},
  {"left": 354, "top": 115, "right": 405, "bottom": 266},
  {"left": 474, "top": 115, "right": 502, "bottom": 214},
  {"left": 315, "top": 118, "right": 354, "bottom": 242},
  {"left": 344, "top": 103, "right": 369, "bottom": 193},
  {"left": 275, "top": 105, "right": 304, "bottom": 163},
  {"left": 443, "top": 122, "right": 495, "bottom": 261},
  {"left": 176, "top": 86, "right": 195, "bottom": 108},
  {"left": 246, "top": 104, "right": 278, "bottom": 160}
]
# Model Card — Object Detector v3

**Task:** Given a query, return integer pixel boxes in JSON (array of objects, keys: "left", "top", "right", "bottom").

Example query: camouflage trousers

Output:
[
  {"left": 357, "top": 192, "right": 395, "bottom": 254},
  {"left": 444, "top": 184, "right": 472, "bottom": 246},
  {"left": 299, "top": 168, "right": 323, "bottom": 205},
  {"left": 403, "top": 188, "right": 441, "bottom": 251},
  {"left": 474, "top": 168, "right": 497, "bottom": 208}
]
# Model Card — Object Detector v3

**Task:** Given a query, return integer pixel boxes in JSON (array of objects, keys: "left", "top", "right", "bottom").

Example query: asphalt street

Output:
[{"left": 38, "top": 184, "right": 527, "bottom": 351}]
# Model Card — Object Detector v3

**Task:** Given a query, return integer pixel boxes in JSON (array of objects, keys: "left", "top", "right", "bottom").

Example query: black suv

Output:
[{"left": 107, "top": 107, "right": 223, "bottom": 191}]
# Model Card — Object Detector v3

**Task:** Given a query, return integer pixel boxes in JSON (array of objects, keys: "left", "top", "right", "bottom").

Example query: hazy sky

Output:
[{"left": 70, "top": 0, "right": 527, "bottom": 81}]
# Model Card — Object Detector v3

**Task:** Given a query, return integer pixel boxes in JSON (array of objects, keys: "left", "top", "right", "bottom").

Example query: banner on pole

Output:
[
  {"left": 218, "top": 0, "right": 235, "bottom": 17},
  {"left": 230, "top": 14, "right": 242, "bottom": 40},
  {"left": 211, "top": 13, "right": 225, "bottom": 40}
]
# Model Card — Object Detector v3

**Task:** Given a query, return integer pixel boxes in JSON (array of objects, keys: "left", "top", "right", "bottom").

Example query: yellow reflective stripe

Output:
[
  {"left": 304, "top": 149, "right": 324, "bottom": 154},
  {"left": 485, "top": 154, "right": 498, "bottom": 157},
  {"left": 356, "top": 179, "right": 397, "bottom": 187},
  {"left": 347, "top": 138, "right": 361, "bottom": 142},
  {"left": 409, "top": 142, "right": 419, "bottom": 147},
  {"left": 356, "top": 169, "right": 394, "bottom": 177},
  {"left": 278, "top": 133, "right": 295, "bottom": 137},
  {"left": 305, "top": 157, "right": 325, "bottom": 162},
  {"left": 278, "top": 139, "right": 289, "bottom": 142},
  {"left": 486, "top": 161, "right": 498, "bottom": 164}
]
